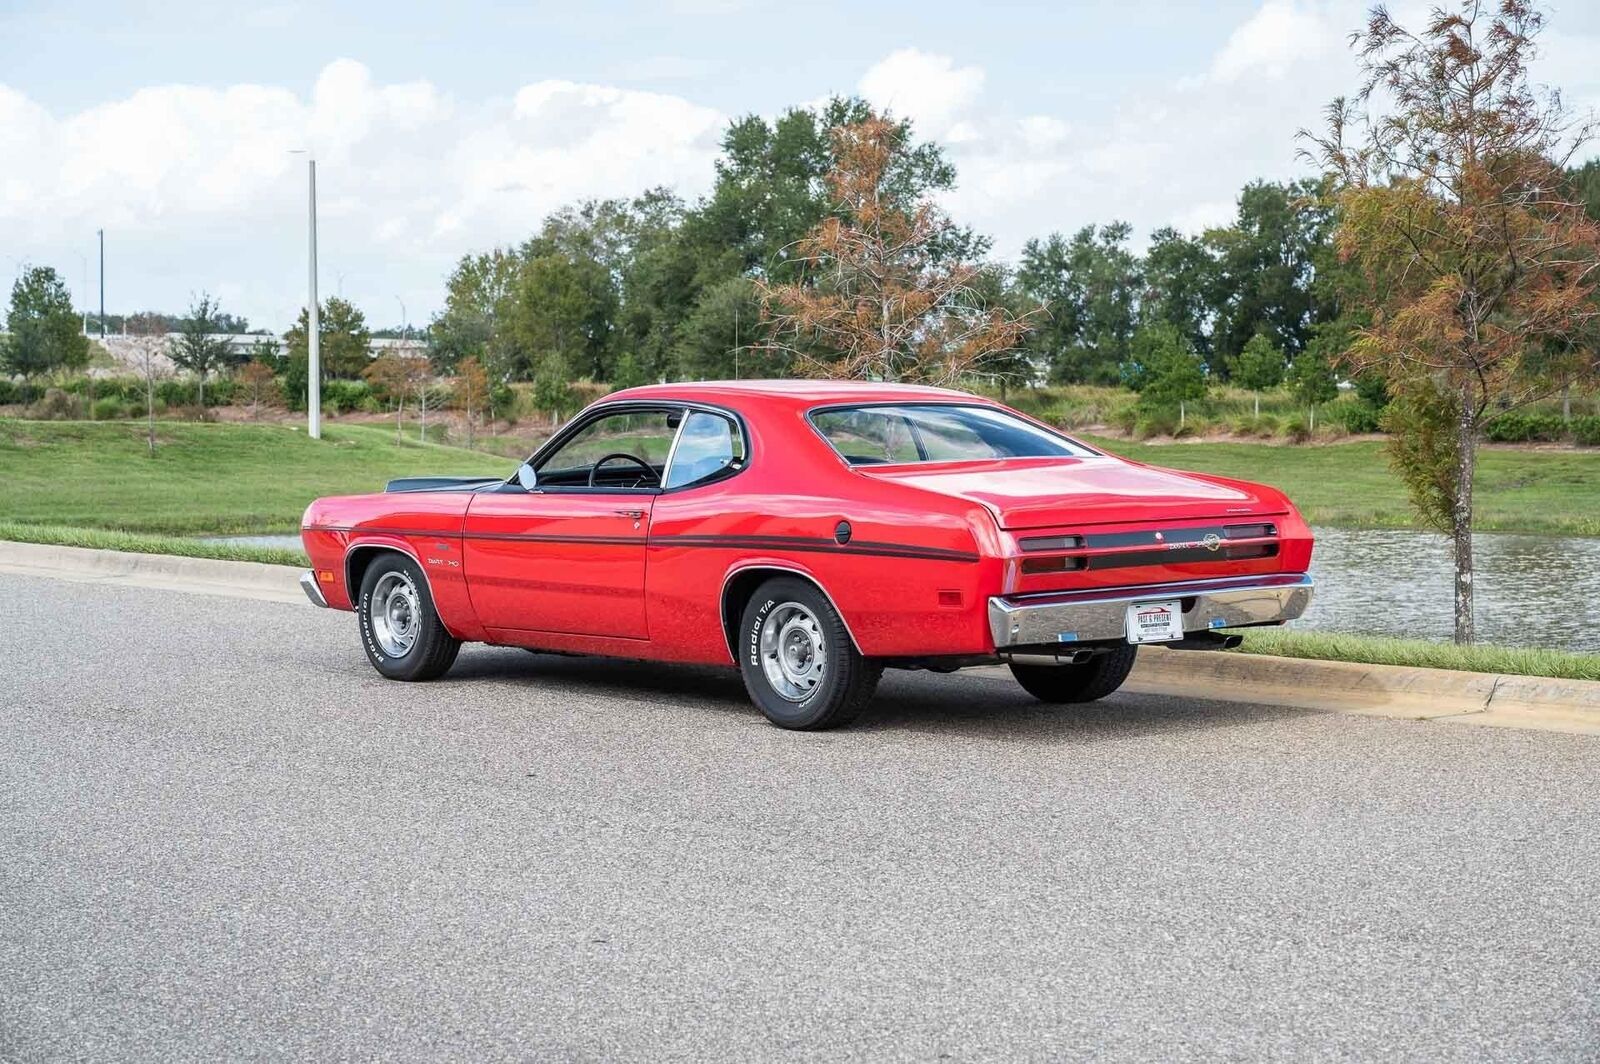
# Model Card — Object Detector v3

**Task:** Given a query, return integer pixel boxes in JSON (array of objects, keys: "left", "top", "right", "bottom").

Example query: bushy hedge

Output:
[
  {"left": 1324, "top": 399, "right": 1383, "bottom": 434},
  {"left": 0, "top": 379, "right": 44, "bottom": 406},
  {"left": 1484, "top": 411, "right": 1568, "bottom": 443},
  {"left": 1573, "top": 415, "right": 1600, "bottom": 447}
]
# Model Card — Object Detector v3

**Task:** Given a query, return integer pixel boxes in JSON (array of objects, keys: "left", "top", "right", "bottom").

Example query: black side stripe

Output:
[
  {"left": 649, "top": 535, "right": 978, "bottom": 563},
  {"left": 305, "top": 525, "right": 977, "bottom": 563}
]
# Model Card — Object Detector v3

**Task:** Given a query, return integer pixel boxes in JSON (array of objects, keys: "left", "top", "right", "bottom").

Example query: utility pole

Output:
[
  {"left": 291, "top": 152, "right": 322, "bottom": 439},
  {"left": 98, "top": 229, "right": 105, "bottom": 338}
]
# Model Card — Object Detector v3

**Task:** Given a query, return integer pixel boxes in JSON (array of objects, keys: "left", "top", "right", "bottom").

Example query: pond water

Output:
[
  {"left": 1304, "top": 527, "right": 1600, "bottom": 652},
  {"left": 211, "top": 526, "right": 1600, "bottom": 653}
]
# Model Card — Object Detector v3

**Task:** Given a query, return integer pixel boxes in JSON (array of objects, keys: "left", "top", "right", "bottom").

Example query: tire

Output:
[
  {"left": 1009, "top": 645, "right": 1138, "bottom": 704},
  {"left": 737, "top": 577, "right": 882, "bottom": 730},
  {"left": 356, "top": 554, "right": 461, "bottom": 681}
]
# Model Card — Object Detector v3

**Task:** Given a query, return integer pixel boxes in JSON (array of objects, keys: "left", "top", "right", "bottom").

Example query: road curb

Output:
[
  {"left": 1123, "top": 648, "right": 1600, "bottom": 734},
  {"left": 973, "top": 649, "right": 1600, "bottom": 736},
  {"left": 0, "top": 540, "right": 304, "bottom": 603},
  {"left": 5, "top": 540, "right": 1597, "bottom": 736}
]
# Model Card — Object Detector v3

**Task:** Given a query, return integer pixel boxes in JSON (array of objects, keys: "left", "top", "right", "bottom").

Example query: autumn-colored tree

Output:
[
  {"left": 756, "top": 114, "right": 1033, "bottom": 385},
  {"left": 1303, "top": 0, "right": 1600, "bottom": 644},
  {"left": 237, "top": 360, "right": 281, "bottom": 421},
  {"left": 364, "top": 352, "right": 431, "bottom": 441},
  {"left": 452, "top": 356, "right": 491, "bottom": 449}
]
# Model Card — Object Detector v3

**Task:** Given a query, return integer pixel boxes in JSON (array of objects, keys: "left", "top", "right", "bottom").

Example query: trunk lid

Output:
[{"left": 858, "top": 456, "right": 1284, "bottom": 530}]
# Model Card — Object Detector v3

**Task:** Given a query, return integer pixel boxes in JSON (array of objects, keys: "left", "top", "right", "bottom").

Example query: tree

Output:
[
  {"left": 237, "top": 360, "right": 281, "bottom": 421},
  {"left": 169, "top": 293, "right": 232, "bottom": 407},
  {"left": 3, "top": 266, "right": 89, "bottom": 377},
  {"left": 1140, "top": 226, "right": 1219, "bottom": 363},
  {"left": 1204, "top": 180, "right": 1333, "bottom": 370},
  {"left": 1123, "top": 323, "right": 1207, "bottom": 419},
  {"left": 1285, "top": 349, "right": 1338, "bottom": 429},
  {"left": 285, "top": 297, "right": 372, "bottom": 380},
  {"left": 1303, "top": 0, "right": 1600, "bottom": 643},
  {"left": 1230, "top": 332, "right": 1286, "bottom": 415},
  {"left": 757, "top": 114, "right": 1032, "bottom": 384},
  {"left": 430, "top": 248, "right": 523, "bottom": 378},
  {"left": 363, "top": 352, "right": 430, "bottom": 440},
  {"left": 1016, "top": 223, "right": 1141, "bottom": 384},
  {"left": 125, "top": 314, "right": 169, "bottom": 456},
  {"left": 508, "top": 252, "right": 615, "bottom": 382},
  {"left": 673, "top": 275, "right": 768, "bottom": 379},
  {"left": 452, "top": 356, "right": 491, "bottom": 449}
]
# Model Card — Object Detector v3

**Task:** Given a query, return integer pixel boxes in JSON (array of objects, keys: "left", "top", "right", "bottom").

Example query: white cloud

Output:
[
  {"left": 859, "top": 47, "right": 985, "bottom": 137},
  {"left": 866, "top": 4, "right": 1373, "bottom": 257},
  {"left": 0, "top": 61, "right": 725, "bottom": 328},
  {"left": 1206, "top": 0, "right": 1337, "bottom": 83}
]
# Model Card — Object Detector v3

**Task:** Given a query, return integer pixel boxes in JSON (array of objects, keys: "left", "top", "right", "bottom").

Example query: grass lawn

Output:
[
  {"left": 0, "top": 522, "right": 309, "bottom": 566},
  {"left": 0, "top": 420, "right": 511, "bottom": 535},
  {"left": 1236, "top": 628, "right": 1599, "bottom": 682},
  {"left": 1084, "top": 435, "right": 1600, "bottom": 536}
]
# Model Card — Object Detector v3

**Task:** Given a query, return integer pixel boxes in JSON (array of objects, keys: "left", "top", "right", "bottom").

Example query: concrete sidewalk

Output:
[{"left": 5, "top": 539, "right": 1596, "bottom": 735}]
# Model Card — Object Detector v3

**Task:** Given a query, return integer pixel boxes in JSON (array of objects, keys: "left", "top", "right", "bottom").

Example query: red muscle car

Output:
[{"left": 300, "top": 381, "right": 1314, "bottom": 729}]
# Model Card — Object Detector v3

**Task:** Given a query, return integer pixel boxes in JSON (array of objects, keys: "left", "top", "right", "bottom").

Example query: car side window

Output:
[
  {"left": 536, "top": 409, "right": 679, "bottom": 489},
  {"left": 663, "top": 411, "right": 744, "bottom": 490}
]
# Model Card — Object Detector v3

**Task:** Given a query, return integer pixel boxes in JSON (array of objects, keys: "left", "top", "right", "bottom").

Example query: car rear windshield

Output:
[{"left": 810, "top": 404, "right": 1096, "bottom": 466}]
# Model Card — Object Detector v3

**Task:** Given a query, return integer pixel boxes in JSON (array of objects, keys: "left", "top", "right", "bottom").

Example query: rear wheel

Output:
[
  {"left": 357, "top": 554, "right": 461, "bottom": 681},
  {"left": 1009, "top": 645, "right": 1138, "bottom": 704},
  {"left": 737, "top": 577, "right": 881, "bottom": 730}
]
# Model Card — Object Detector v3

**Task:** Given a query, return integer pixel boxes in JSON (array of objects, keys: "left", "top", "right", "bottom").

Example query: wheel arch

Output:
[
  {"left": 345, "top": 541, "right": 436, "bottom": 607},
  {"left": 719, "top": 564, "right": 863, "bottom": 662}
]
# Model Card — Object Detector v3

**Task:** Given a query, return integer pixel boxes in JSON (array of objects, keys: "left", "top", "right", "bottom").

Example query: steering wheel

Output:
[{"left": 588, "top": 452, "right": 659, "bottom": 488}]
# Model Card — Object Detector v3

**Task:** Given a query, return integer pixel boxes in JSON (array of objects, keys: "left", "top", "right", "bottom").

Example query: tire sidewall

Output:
[
  {"left": 739, "top": 580, "right": 848, "bottom": 729},
  {"left": 357, "top": 555, "right": 437, "bottom": 680}
]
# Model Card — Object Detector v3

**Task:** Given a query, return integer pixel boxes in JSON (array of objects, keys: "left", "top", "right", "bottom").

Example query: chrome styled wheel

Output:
[
  {"left": 758, "top": 600, "right": 829, "bottom": 702},
  {"left": 368, "top": 570, "right": 421, "bottom": 658}
]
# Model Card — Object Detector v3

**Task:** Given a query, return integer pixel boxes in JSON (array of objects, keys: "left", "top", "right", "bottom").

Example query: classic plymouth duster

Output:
[{"left": 300, "top": 380, "right": 1314, "bottom": 729}]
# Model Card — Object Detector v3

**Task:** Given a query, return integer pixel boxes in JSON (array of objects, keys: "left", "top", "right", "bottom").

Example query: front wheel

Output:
[
  {"left": 738, "top": 577, "right": 881, "bottom": 730},
  {"left": 1009, "top": 645, "right": 1138, "bottom": 704},
  {"left": 357, "top": 555, "right": 461, "bottom": 681}
]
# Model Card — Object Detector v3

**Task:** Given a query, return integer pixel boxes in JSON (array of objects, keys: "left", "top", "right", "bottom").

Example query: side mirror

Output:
[{"left": 516, "top": 462, "right": 539, "bottom": 492}]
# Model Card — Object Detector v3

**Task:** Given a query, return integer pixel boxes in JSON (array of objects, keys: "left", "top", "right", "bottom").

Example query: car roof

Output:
[{"left": 602, "top": 379, "right": 991, "bottom": 410}]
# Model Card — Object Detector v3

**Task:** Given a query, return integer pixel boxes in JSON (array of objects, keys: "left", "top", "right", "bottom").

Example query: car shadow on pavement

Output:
[
  {"left": 861, "top": 670, "right": 1319, "bottom": 743},
  {"left": 452, "top": 647, "right": 1319, "bottom": 744}
]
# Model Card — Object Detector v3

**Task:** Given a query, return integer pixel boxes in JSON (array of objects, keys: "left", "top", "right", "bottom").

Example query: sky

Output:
[{"left": 3, "top": 0, "right": 1599, "bottom": 333}]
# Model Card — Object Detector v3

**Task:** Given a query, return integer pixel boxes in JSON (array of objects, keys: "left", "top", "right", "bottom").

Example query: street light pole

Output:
[
  {"left": 303, "top": 156, "right": 321, "bottom": 439},
  {"left": 98, "top": 229, "right": 105, "bottom": 339},
  {"left": 395, "top": 295, "right": 407, "bottom": 342}
]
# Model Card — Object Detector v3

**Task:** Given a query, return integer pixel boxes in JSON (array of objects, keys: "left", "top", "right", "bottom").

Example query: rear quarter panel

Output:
[{"left": 645, "top": 404, "right": 1004, "bottom": 662}]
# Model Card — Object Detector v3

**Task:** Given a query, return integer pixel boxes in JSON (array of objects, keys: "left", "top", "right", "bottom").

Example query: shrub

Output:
[
  {"left": 7, "top": 381, "right": 44, "bottom": 406},
  {"left": 1572, "top": 415, "right": 1600, "bottom": 447},
  {"left": 25, "top": 388, "right": 84, "bottom": 420},
  {"left": 1483, "top": 411, "right": 1566, "bottom": 442},
  {"left": 1108, "top": 402, "right": 1140, "bottom": 433},
  {"left": 320, "top": 379, "right": 373, "bottom": 415},
  {"left": 1284, "top": 414, "right": 1311, "bottom": 443},
  {"left": 1326, "top": 399, "right": 1383, "bottom": 434},
  {"left": 0, "top": 379, "right": 15, "bottom": 405},
  {"left": 1133, "top": 409, "right": 1180, "bottom": 439},
  {"left": 90, "top": 397, "right": 128, "bottom": 420}
]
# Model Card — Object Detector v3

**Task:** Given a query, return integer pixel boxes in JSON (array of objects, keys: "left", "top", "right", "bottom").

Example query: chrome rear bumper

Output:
[
  {"left": 988, "top": 574, "right": 1314, "bottom": 649},
  {"left": 300, "top": 570, "right": 329, "bottom": 608}
]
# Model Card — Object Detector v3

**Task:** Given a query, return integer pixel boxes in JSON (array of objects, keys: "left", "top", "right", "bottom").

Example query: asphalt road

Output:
[{"left": 2, "top": 572, "right": 1598, "bottom": 1063}]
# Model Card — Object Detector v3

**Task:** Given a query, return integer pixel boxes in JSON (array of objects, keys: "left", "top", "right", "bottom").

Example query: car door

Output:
[{"left": 463, "top": 406, "right": 681, "bottom": 639}]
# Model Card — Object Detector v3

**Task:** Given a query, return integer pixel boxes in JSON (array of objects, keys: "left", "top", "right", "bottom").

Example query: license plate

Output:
[{"left": 1126, "top": 600, "right": 1184, "bottom": 643}]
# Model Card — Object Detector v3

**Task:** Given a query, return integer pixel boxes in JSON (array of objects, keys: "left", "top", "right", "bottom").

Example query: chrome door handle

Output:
[{"left": 614, "top": 509, "right": 645, "bottom": 519}]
